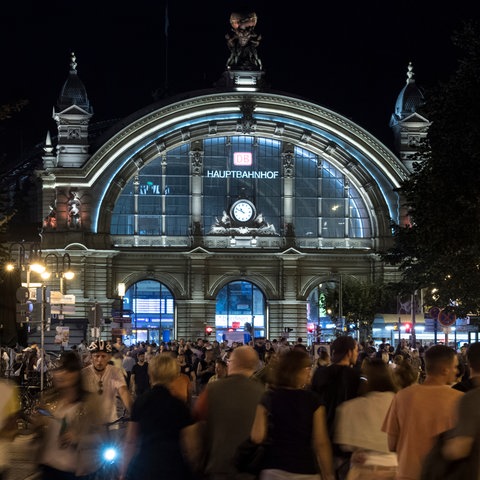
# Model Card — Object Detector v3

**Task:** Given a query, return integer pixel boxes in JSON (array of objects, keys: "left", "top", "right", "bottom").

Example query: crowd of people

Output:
[{"left": 0, "top": 334, "right": 478, "bottom": 479}]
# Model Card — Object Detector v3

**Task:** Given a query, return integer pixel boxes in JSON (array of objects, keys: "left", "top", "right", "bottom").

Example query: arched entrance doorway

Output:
[
  {"left": 122, "top": 280, "right": 175, "bottom": 346},
  {"left": 215, "top": 280, "right": 267, "bottom": 342}
]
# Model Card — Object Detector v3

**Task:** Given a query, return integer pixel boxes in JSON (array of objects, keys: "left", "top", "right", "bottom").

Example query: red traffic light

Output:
[
  {"left": 404, "top": 323, "right": 412, "bottom": 333},
  {"left": 307, "top": 323, "right": 315, "bottom": 333},
  {"left": 205, "top": 326, "right": 213, "bottom": 336}
]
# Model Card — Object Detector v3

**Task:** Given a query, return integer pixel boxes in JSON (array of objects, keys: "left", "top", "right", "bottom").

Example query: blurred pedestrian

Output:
[
  {"left": 207, "top": 358, "right": 228, "bottom": 384},
  {"left": 310, "top": 335, "right": 361, "bottom": 479},
  {"left": 382, "top": 345, "right": 463, "bottom": 479},
  {"left": 452, "top": 342, "right": 480, "bottom": 392},
  {"left": 335, "top": 358, "right": 398, "bottom": 479},
  {"left": 122, "top": 351, "right": 136, "bottom": 389},
  {"left": 193, "top": 345, "right": 264, "bottom": 479},
  {"left": 119, "top": 354, "right": 195, "bottom": 480},
  {"left": 32, "top": 351, "right": 103, "bottom": 480},
  {"left": 250, "top": 348, "right": 335, "bottom": 480},
  {"left": 0, "top": 378, "right": 20, "bottom": 480}
]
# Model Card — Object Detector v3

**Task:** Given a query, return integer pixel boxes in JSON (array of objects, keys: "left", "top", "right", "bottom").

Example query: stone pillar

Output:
[
  {"left": 268, "top": 300, "right": 307, "bottom": 341},
  {"left": 175, "top": 250, "right": 216, "bottom": 340}
]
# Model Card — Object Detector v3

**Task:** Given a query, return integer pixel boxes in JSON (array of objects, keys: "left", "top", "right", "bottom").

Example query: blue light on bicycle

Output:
[{"left": 102, "top": 446, "right": 118, "bottom": 462}]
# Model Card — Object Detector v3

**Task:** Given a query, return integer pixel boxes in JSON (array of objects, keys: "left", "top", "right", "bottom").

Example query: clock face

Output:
[{"left": 231, "top": 200, "right": 255, "bottom": 222}]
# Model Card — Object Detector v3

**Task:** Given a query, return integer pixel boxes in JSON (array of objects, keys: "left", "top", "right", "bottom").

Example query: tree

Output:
[
  {"left": 0, "top": 100, "right": 29, "bottom": 347},
  {"left": 0, "top": 100, "right": 28, "bottom": 122},
  {"left": 383, "top": 21, "right": 480, "bottom": 317},
  {"left": 321, "top": 276, "right": 394, "bottom": 341}
]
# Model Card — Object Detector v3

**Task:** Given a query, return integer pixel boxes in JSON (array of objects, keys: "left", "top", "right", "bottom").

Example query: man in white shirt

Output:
[{"left": 82, "top": 340, "right": 132, "bottom": 424}]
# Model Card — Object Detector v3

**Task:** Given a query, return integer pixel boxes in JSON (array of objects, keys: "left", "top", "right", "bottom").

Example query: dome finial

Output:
[
  {"left": 70, "top": 52, "right": 77, "bottom": 73},
  {"left": 406, "top": 62, "right": 414, "bottom": 84},
  {"left": 44, "top": 130, "right": 53, "bottom": 154}
]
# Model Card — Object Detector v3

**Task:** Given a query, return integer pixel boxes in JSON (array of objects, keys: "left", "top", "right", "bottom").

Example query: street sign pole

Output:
[
  {"left": 40, "top": 285, "right": 46, "bottom": 393},
  {"left": 411, "top": 292, "right": 417, "bottom": 348},
  {"left": 428, "top": 307, "right": 441, "bottom": 345}
]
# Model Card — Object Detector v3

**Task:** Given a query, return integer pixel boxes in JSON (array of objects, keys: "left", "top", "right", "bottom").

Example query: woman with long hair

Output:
[
  {"left": 335, "top": 357, "right": 398, "bottom": 479},
  {"left": 250, "top": 349, "right": 335, "bottom": 480},
  {"left": 32, "top": 350, "right": 102, "bottom": 480}
]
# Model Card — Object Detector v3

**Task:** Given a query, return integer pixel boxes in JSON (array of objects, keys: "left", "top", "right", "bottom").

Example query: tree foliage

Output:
[
  {"left": 0, "top": 100, "right": 28, "bottom": 122},
  {"left": 321, "top": 276, "right": 394, "bottom": 340},
  {"left": 382, "top": 21, "right": 480, "bottom": 317}
]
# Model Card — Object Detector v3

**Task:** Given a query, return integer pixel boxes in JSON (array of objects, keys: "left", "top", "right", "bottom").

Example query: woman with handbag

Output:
[{"left": 250, "top": 349, "right": 335, "bottom": 480}]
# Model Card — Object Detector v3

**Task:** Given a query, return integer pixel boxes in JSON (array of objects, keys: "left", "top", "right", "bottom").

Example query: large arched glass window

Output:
[
  {"left": 110, "top": 137, "right": 371, "bottom": 239},
  {"left": 294, "top": 146, "right": 371, "bottom": 238},
  {"left": 215, "top": 280, "right": 266, "bottom": 338},
  {"left": 122, "top": 280, "right": 175, "bottom": 345},
  {"left": 111, "top": 145, "right": 190, "bottom": 236}
]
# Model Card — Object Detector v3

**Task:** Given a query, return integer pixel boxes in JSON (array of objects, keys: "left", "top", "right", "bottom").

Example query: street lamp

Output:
[
  {"left": 41, "top": 253, "right": 75, "bottom": 294},
  {"left": 5, "top": 242, "right": 46, "bottom": 290},
  {"left": 4, "top": 245, "right": 75, "bottom": 393},
  {"left": 4, "top": 243, "right": 47, "bottom": 392},
  {"left": 38, "top": 252, "right": 76, "bottom": 392}
]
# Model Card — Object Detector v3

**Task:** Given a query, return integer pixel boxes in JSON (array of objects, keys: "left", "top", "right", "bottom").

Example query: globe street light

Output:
[
  {"left": 42, "top": 253, "right": 75, "bottom": 294},
  {"left": 5, "top": 242, "right": 46, "bottom": 292}
]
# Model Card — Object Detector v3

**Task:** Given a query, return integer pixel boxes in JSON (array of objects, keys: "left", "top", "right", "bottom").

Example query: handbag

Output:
[
  {"left": 235, "top": 390, "right": 273, "bottom": 476},
  {"left": 234, "top": 437, "right": 269, "bottom": 475},
  {"left": 183, "top": 420, "right": 209, "bottom": 475}
]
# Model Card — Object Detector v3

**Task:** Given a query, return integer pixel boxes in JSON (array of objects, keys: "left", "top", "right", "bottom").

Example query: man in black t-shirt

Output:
[
  {"left": 310, "top": 335, "right": 361, "bottom": 480},
  {"left": 130, "top": 351, "right": 150, "bottom": 397}
]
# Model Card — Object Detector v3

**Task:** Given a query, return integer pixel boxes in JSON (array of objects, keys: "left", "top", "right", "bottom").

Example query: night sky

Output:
[{"left": 1, "top": 1, "right": 480, "bottom": 161}]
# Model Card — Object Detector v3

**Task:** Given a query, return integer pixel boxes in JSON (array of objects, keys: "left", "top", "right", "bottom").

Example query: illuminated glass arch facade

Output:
[
  {"left": 39, "top": 86, "right": 411, "bottom": 344},
  {"left": 111, "top": 136, "right": 371, "bottom": 238}
]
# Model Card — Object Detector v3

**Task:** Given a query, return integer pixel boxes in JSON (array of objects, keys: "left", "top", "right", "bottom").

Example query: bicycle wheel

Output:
[{"left": 93, "top": 462, "right": 120, "bottom": 480}]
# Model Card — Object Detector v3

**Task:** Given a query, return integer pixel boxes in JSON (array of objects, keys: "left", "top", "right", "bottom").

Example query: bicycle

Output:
[
  {"left": 19, "top": 382, "right": 41, "bottom": 418},
  {"left": 93, "top": 416, "right": 129, "bottom": 480}
]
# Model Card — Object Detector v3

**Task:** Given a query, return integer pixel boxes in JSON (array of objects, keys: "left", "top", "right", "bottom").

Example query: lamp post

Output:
[
  {"left": 5, "top": 242, "right": 46, "bottom": 292},
  {"left": 40, "top": 252, "right": 75, "bottom": 391},
  {"left": 5, "top": 245, "right": 76, "bottom": 393},
  {"left": 42, "top": 253, "right": 75, "bottom": 295},
  {"left": 4, "top": 242, "right": 47, "bottom": 391}
]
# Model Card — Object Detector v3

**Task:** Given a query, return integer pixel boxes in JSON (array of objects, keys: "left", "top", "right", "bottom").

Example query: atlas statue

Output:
[{"left": 225, "top": 11, "right": 262, "bottom": 71}]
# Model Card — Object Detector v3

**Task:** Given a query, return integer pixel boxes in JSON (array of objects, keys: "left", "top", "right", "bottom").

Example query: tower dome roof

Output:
[
  {"left": 393, "top": 62, "right": 424, "bottom": 119},
  {"left": 57, "top": 52, "right": 92, "bottom": 113}
]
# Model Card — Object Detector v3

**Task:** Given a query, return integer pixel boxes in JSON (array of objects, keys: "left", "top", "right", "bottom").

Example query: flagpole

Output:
[{"left": 164, "top": 1, "right": 169, "bottom": 95}]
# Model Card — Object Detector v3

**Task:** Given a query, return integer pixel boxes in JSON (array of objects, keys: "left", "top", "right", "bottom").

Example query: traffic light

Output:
[
  {"left": 307, "top": 323, "right": 315, "bottom": 334},
  {"left": 205, "top": 326, "right": 213, "bottom": 336},
  {"left": 404, "top": 323, "right": 412, "bottom": 333}
]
